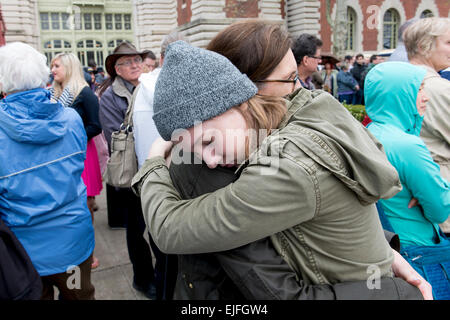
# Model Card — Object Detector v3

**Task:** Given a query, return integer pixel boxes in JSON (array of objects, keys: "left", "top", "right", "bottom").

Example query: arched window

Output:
[
  {"left": 383, "top": 9, "right": 400, "bottom": 49},
  {"left": 108, "top": 39, "right": 124, "bottom": 55},
  {"left": 42, "top": 40, "right": 72, "bottom": 63},
  {"left": 420, "top": 10, "right": 434, "bottom": 18},
  {"left": 345, "top": 7, "right": 357, "bottom": 51},
  {"left": 76, "top": 40, "right": 103, "bottom": 67}
]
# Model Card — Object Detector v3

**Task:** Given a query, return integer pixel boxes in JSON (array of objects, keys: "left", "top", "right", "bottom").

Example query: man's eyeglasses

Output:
[
  {"left": 307, "top": 55, "right": 322, "bottom": 60},
  {"left": 254, "top": 73, "right": 299, "bottom": 85},
  {"left": 116, "top": 56, "right": 143, "bottom": 67}
]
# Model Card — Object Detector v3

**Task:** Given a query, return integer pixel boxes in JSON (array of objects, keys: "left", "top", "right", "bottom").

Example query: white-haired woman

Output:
[
  {"left": 51, "top": 53, "right": 102, "bottom": 268},
  {"left": 404, "top": 17, "right": 450, "bottom": 235},
  {"left": 0, "top": 42, "right": 95, "bottom": 299}
]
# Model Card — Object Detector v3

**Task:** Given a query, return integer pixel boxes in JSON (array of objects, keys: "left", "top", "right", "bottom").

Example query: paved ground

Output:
[{"left": 89, "top": 186, "right": 151, "bottom": 300}]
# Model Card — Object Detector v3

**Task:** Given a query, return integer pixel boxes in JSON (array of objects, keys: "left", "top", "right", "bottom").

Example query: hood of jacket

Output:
[
  {"left": 0, "top": 88, "right": 67, "bottom": 144},
  {"left": 364, "top": 62, "right": 427, "bottom": 136},
  {"left": 279, "top": 88, "right": 401, "bottom": 205}
]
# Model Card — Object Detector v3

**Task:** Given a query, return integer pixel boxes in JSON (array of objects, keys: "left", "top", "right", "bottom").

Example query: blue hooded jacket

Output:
[
  {"left": 365, "top": 62, "right": 450, "bottom": 248},
  {"left": 0, "top": 88, "right": 95, "bottom": 276}
]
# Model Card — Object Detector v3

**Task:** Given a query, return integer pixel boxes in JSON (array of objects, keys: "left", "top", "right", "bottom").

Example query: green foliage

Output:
[{"left": 343, "top": 103, "right": 367, "bottom": 122}]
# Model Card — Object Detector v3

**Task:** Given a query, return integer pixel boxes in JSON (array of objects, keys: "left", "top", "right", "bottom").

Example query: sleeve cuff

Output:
[{"left": 131, "top": 156, "right": 167, "bottom": 196}]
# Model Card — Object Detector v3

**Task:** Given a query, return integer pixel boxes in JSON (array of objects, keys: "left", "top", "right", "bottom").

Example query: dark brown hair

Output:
[
  {"left": 207, "top": 20, "right": 291, "bottom": 156},
  {"left": 207, "top": 20, "right": 292, "bottom": 84}
]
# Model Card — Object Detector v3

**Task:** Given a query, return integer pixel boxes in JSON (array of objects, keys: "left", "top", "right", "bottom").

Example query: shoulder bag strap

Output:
[{"left": 121, "top": 83, "right": 141, "bottom": 131}]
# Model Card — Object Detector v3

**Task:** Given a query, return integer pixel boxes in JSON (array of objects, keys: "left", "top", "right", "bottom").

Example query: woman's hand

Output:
[
  {"left": 148, "top": 137, "right": 174, "bottom": 160},
  {"left": 408, "top": 197, "right": 419, "bottom": 208},
  {"left": 391, "top": 249, "right": 433, "bottom": 300}
]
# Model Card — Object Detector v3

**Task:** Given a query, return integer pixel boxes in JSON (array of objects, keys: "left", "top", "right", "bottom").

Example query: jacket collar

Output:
[
  {"left": 279, "top": 87, "right": 311, "bottom": 129},
  {"left": 112, "top": 76, "right": 133, "bottom": 104},
  {"left": 235, "top": 87, "right": 311, "bottom": 174}
]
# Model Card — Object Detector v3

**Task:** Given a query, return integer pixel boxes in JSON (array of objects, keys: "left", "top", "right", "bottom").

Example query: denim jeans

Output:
[
  {"left": 401, "top": 237, "right": 450, "bottom": 300},
  {"left": 338, "top": 93, "right": 354, "bottom": 105},
  {"left": 376, "top": 202, "right": 450, "bottom": 300}
]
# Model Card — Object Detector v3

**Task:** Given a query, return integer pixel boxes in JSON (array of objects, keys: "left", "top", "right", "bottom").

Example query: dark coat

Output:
[
  {"left": 169, "top": 153, "right": 422, "bottom": 300},
  {"left": 70, "top": 86, "right": 102, "bottom": 140},
  {"left": 337, "top": 70, "right": 358, "bottom": 93},
  {"left": 351, "top": 63, "right": 368, "bottom": 87},
  {"left": 98, "top": 77, "right": 133, "bottom": 154}
]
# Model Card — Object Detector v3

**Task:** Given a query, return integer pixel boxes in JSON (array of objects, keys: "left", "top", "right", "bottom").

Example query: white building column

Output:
[
  {"left": 286, "top": 0, "right": 321, "bottom": 37},
  {"left": 179, "top": 0, "right": 227, "bottom": 48},
  {"left": 133, "top": 0, "right": 177, "bottom": 54}
]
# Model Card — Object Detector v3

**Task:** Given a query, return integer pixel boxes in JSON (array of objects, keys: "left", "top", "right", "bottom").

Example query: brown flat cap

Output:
[{"left": 105, "top": 41, "right": 146, "bottom": 78}]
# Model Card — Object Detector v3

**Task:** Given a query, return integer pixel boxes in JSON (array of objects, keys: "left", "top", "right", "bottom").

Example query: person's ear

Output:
[
  {"left": 115, "top": 65, "right": 122, "bottom": 77},
  {"left": 302, "top": 55, "right": 309, "bottom": 66}
]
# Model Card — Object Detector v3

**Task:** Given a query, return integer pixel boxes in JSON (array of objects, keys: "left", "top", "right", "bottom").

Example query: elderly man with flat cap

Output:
[{"left": 98, "top": 41, "right": 159, "bottom": 300}]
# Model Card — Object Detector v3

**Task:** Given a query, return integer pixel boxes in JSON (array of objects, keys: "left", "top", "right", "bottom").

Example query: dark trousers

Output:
[
  {"left": 338, "top": 93, "right": 354, "bottom": 105},
  {"left": 353, "top": 89, "right": 364, "bottom": 105},
  {"left": 108, "top": 186, "right": 177, "bottom": 300},
  {"left": 120, "top": 187, "right": 155, "bottom": 289},
  {"left": 41, "top": 255, "right": 95, "bottom": 300},
  {"left": 148, "top": 235, "right": 178, "bottom": 300}
]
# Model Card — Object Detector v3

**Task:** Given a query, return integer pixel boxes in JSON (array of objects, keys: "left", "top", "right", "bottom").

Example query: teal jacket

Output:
[{"left": 365, "top": 62, "right": 450, "bottom": 248}]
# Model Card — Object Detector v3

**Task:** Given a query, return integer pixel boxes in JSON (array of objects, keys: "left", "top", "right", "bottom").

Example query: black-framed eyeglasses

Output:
[
  {"left": 254, "top": 73, "right": 299, "bottom": 85},
  {"left": 307, "top": 55, "right": 322, "bottom": 60}
]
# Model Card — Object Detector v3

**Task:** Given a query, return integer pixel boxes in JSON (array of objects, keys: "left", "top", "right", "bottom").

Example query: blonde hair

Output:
[
  {"left": 238, "top": 94, "right": 287, "bottom": 157},
  {"left": 51, "top": 53, "right": 88, "bottom": 100},
  {"left": 404, "top": 17, "right": 450, "bottom": 59}
]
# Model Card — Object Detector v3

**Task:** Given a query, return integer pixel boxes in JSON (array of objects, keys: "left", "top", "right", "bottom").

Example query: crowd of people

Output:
[{"left": 0, "top": 16, "right": 449, "bottom": 301}]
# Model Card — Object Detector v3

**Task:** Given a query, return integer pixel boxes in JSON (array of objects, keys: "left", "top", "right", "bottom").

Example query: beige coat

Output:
[{"left": 419, "top": 65, "right": 450, "bottom": 232}]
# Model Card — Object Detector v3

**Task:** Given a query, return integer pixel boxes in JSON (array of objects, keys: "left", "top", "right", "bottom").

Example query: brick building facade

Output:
[
  {"left": 135, "top": 0, "right": 449, "bottom": 58},
  {"left": 0, "top": 0, "right": 448, "bottom": 65},
  {"left": 319, "top": 0, "right": 449, "bottom": 56}
]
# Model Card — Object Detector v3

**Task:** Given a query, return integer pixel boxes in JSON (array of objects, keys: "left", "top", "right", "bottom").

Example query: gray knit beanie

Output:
[{"left": 153, "top": 40, "right": 258, "bottom": 141}]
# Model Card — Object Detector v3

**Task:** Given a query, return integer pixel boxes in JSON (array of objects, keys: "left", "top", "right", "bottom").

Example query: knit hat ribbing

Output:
[{"left": 152, "top": 41, "right": 258, "bottom": 141}]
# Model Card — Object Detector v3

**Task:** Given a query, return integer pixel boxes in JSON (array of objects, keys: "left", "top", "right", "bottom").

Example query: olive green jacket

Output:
[{"left": 132, "top": 88, "right": 401, "bottom": 285}]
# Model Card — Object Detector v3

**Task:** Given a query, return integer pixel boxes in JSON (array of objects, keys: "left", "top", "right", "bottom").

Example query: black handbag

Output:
[{"left": 0, "top": 216, "right": 42, "bottom": 300}]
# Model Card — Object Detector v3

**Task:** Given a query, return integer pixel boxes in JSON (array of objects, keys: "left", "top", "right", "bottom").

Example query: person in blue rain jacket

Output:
[{"left": 0, "top": 42, "right": 95, "bottom": 300}]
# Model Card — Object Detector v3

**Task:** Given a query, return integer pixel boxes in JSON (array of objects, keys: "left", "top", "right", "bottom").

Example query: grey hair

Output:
[
  {"left": 398, "top": 18, "right": 419, "bottom": 42},
  {"left": 160, "top": 31, "right": 187, "bottom": 58},
  {"left": 404, "top": 17, "right": 450, "bottom": 59},
  {"left": 0, "top": 42, "right": 50, "bottom": 94}
]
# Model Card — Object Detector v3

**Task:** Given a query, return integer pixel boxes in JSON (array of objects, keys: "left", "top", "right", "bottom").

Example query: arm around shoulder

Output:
[{"left": 133, "top": 147, "right": 317, "bottom": 254}]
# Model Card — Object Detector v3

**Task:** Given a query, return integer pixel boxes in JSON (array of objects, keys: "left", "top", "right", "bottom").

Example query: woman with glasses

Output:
[{"left": 133, "top": 21, "right": 430, "bottom": 300}]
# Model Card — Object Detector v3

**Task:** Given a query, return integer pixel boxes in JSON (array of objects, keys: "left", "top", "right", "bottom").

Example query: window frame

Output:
[
  {"left": 382, "top": 8, "right": 400, "bottom": 50},
  {"left": 345, "top": 6, "right": 357, "bottom": 52}
]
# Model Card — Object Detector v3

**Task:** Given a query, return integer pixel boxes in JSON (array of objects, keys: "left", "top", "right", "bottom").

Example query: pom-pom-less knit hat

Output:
[{"left": 152, "top": 40, "right": 258, "bottom": 141}]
